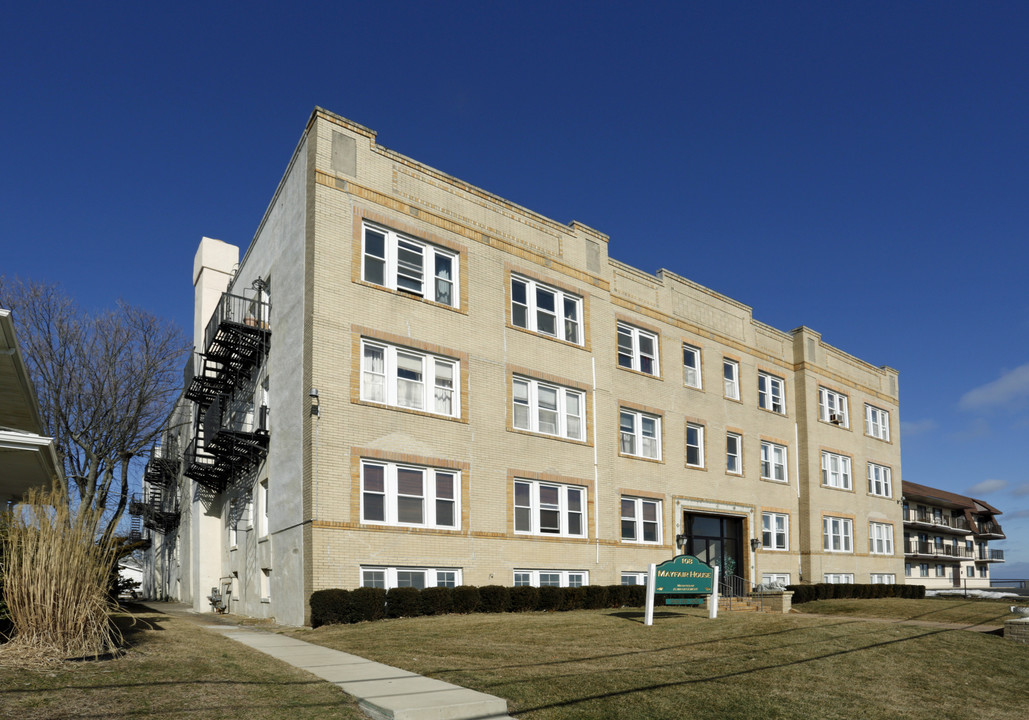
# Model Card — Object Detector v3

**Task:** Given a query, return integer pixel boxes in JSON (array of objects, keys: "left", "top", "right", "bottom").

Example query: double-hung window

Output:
[
  {"left": 514, "top": 479, "right": 586, "bottom": 538},
  {"left": 821, "top": 451, "right": 852, "bottom": 490},
  {"left": 361, "top": 566, "right": 461, "bottom": 590},
  {"left": 620, "top": 409, "right": 661, "bottom": 460},
  {"left": 865, "top": 404, "right": 891, "bottom": 441},
  {"left": 362, "top": 223, "right": 458, "bottom": 306},
  {"left": 758, "top": 372, "right": 785, "bottom": 414},
  {"left": 512, "top": 376, "right": 584, "bottom": 441},
  {"left": 723, "top": 359, "right": 739, "bottom": 400},
  {"left": 361, "top": 461, "right": 459, "bottom": 530},
  {"left": 726, "top": 432, "right": 742, "bottom": 474},
  {"left": 682, "top": 344, "right": 702, "bottom": 388},
  {"left": 361, "top": 340, "right": 459, "bottom": 417},
  {"left": 685, "top": 423, "right": 704, "bottom": 468},
  {"left": 818, "top": 387, "right": 849, "bottom": 427},
  {"left": 510, "top": 274, "right": 582, "bottom": 344},
  {"left": 513, "top": 570, "right": 587, "bottom": 587},
  {"left": 760, "top": 441, "right": 787, "bottom": 482},
  {"left": 824, "top": 573, "right": 854, "bottom": 584},
  {"left": 617, "top": 322, "right": 659, "bottom": 375},
  {"left": 621, "top": 497, "right": 661, "bottom": 544},
  {"left": 869, "top": 522, "right": 894, "bottom": 555},
  {"left": 823, "top": 516, "right": 853, "bottom": 552},
  {"left": 762, "top": 512, "right": 788, "bottom": 550},
  {"left": 868, "top": 463, "right": 892, "bottom": 497},
  {"left": 870, "top": 573, "right": 896, "bottom": 584}
]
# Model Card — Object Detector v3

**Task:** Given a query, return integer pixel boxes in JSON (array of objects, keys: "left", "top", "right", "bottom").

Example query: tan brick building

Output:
[{"left": 139, "top": 108, "right": 905, "bottom": 625}]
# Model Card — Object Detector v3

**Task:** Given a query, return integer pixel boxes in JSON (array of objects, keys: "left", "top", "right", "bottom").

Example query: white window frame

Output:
[
  {"left": 620, "top": 409, "right": 661, "bottom": 460},
  {"left": 617, "top": 322, "right": 659, "bottom": 376},
  {"left": 824, "top": 573, "right": 854, "bottom": 584},
  {"left": 360, "top": 461, "right": 460, "bottom": 530},
  {"left": 620, "top": 496, "right": 662, "bottom": 544},
  {"left": 818, "top": 387, "right": 849, "bottom": 427},
  {"left": 758, "top": 372, "right": 785, "bottom": 414},
  {"left": 621, "top": 572, "right": 648, "bottom": 586},
  {"left": 362, "top": 223, "right": 458, "bottom": 306},
  {"left": 685, "top": 423, "right": 705, "bottom": 468},
  {"left": 682, "top": 344, "right": 702, "bottom": 389},
  {"left": 514, "top": 479, "right": 586, "bottom": 538},
  {"left": 513, "top": 569, "right": 587, "bottom": 588},
  {"left": 868, "top": 463, "right": 892, "bottom": 498},
  {"left": 510, "top": 274, "right": 583, "bottom": 345},
  {"left": 512, "top": 376, "right": 585, "bottom": 441},
  {"left": 865, "top": 404, "right": 891, "bottom": 441},
  {"left": 869, "top": 522, "right": 894, "bottom": 555},
  {"left": 360, "top": 339, "right": 460, "bottom": 418},
  {"left": 760, "top": 441, "right": 788, "bottom": 482},
  {"left": 823, "top": 516, "right": 854, "bottom": 553},
  {"left": 870, "top": 573, "right": 896, "bottom": 584},
  {"left": 723, "top": 359, "right": 740, "bottom": 400},
  {"left": 762, "top": 573, "right": 791, "bottom": 585},
  {"left": 361, "top": 566, "right": 462, "bottom": 590},
  {"left": 762, "top": 512, "right": 789, "bottom": 550},
  {"left": 726, "top": 432, "right": 742, "bottom": 475},
  {"left": 821, "top": 451, "right": 852, "bottom": 490},
  {"left": 260, "top": 568, "right": 271, "bottom": 601},
  {"left": 258, "top": 479, "right": 269, "bottom": 538}
]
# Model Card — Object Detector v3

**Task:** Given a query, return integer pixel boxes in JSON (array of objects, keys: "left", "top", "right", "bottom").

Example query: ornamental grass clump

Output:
[{"left": 0, "top": 485, "right": 120, "bottom": 660}]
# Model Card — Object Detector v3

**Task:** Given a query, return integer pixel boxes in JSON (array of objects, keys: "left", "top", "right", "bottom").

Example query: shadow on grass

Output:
[{"left": 512, "top": 625, "right": 959, "bottom": 715}]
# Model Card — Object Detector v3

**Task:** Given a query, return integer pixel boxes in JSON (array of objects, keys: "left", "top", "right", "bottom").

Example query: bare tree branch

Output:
[{"left": 0, "top": 277, "right": 190, "bottom": 537}]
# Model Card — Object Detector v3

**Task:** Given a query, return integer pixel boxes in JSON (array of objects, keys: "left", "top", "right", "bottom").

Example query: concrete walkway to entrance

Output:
[{"left": 138, "top": 602, "right": 514, "bottom": 720}]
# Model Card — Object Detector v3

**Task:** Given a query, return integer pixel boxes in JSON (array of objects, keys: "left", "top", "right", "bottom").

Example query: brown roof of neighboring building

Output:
[{"left": 902, "top": 481, "right": 1002, "bottom": 515}]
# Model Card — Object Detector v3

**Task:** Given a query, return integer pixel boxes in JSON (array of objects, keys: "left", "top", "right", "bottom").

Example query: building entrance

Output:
[{"left": 681, "top": 513, "right": 744, "bottom": 588}]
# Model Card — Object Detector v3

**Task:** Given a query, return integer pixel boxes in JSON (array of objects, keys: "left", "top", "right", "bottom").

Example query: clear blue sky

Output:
[{"left": 3, "top": 2, "right": 1027, "bottom": 576}]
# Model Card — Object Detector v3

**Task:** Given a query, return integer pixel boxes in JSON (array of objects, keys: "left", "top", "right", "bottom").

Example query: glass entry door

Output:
[{"left": 682, "top": 513, "right": 744, "bottom": 581}]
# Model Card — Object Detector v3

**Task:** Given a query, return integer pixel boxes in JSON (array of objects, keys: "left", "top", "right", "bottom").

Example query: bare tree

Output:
[{"left": 0, "top": 277, "right": 190, "bottom": 542}]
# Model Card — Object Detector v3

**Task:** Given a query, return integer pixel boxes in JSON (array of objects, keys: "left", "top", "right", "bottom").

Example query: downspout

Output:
[{"left": 592, "top": 357, "right": 600, "bottom": 565}]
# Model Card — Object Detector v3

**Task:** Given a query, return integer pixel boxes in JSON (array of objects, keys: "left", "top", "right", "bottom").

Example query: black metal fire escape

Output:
[{"left": 182, "top": 286, "right": 271, "bottom": 493}]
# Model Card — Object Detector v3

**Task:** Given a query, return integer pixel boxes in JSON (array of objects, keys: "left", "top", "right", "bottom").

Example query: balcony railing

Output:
[
  {"left": 903, "top": 510, "right": 969, "bottom": 532},
  {"left": 904, "top": 540, "right": 973, "bottom": 559},
  {"left": 202, "top": 291, "right": 271, "bottom": 364},
  {"left": 975, "top": 520, "right": 1005, "bottom": 538},
  {"left": 976, "top": 548, "right": 1005, "bottom": 562}
]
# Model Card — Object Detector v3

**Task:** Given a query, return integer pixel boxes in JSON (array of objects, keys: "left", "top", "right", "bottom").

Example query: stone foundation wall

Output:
[{"left": 1004, "top": 618, "right": 1029, "bottom": 644}]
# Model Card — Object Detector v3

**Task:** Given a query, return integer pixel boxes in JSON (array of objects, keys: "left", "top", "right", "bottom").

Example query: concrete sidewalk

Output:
[{"left": 139, "top": 602, "right": 513, "bottom": 720}]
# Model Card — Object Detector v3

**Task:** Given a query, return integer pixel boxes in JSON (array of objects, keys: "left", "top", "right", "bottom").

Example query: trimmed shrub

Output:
[
  {"left": 509, "top": 585, "right": 539, "bottom": 612},
  {"left": 452, "top": 585, "right": 480, "bottom": 614},
  {"left": 537, "top": 586, "right": 563, "bottom": 611},
  {"left": 350, "top": 587, "right": 387, "bottom": 622},
  {"left": 310, "top": 588, "right": 352, "bottom": 628},
  {"left": 419, "top": 586, "right": 454, "bottom": 616},
  {"left": 386, "top": 587, "right": 422, "bottom": 618},
  {"left": 624, "top": 584, "right": 647, "bottom": 607},
  {"left": 477, "top": 585, "right": 510, "bottom": 613},
  {"left": 605, "top": 584, "right": 630, "bottom": 608},
  {"left": 561, "top": 586, "right": 586, "bottom": 611},
  {"left": 786, "top": 583, "right": 925, "bottom": 605},
  {"left": 583, "top": 585, "right": 609, "bottom": 609}
]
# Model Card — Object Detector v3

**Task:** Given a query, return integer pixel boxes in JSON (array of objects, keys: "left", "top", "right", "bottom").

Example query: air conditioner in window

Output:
[{"left": 829, "top": 414, "right": 843, "bottom": 425}]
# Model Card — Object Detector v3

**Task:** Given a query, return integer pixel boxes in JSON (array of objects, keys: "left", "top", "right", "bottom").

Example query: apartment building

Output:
[
  {"left": 137, "top": 108, "right": 904, "bottom": 625},
  {"left": 901, "top": 481, "right": 1005, "bottom": 590}
]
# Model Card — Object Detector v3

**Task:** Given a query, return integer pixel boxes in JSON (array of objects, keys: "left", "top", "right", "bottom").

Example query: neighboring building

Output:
[
  {"left": 139, "top": 108, "right": 904, "bottom": 625},
  {"left": 901, "top": 481, "right": 1005, "bottom": 590},
  {"left": 0, "top": 308, "right": 61, "bottom": 503}
]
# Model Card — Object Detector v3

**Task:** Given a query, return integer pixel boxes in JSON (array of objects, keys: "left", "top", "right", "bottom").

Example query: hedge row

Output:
[
  {"left": 310, "top": 584, "right": 647, "bottom": 627},
  {"left": 786, "top": 583, "right": 925, "bottom": 604}
]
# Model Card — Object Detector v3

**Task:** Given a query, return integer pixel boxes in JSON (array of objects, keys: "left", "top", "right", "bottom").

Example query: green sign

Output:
[{"left": 653, "top": 555, "right": 714, "bottom": 595}]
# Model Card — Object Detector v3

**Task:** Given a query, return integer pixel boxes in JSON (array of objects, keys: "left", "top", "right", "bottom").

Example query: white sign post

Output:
[
  {"left": 709, "top": 564, "right": 720, "bottom": 619},
  {"left": 644, "top": 563, "right": 656, "bottom": 626}
]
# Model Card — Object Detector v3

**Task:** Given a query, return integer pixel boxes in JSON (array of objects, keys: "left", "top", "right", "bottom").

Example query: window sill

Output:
[
  {"left": 354, "top": 278, "right": 466, "bottom": 314},
  {"left": 258, "top": 536, "right": 269, "bottom": 544},
  {"left": 507, "top": 426, "right": 591, "bottom": 447},
  {"left": 260, "top": 597, "right": 270, "bottom": 604},
  {"left": 616, "top": 364, "right": 663, "bottom": 381},
  {"left": 685, "top": 464, "right": 706, "bottom": 472},
  {"left": 353, "top": 398, "right": 467, "bottom": 424},
  {"left": 821, "top": 484, "right": 856, "bottom": 493},
  {"left": 618, "top": 452, "right": 664, "bottom": 464},
  {"left": 507, "top": 322, "right": 589, "bottom": 351}
]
